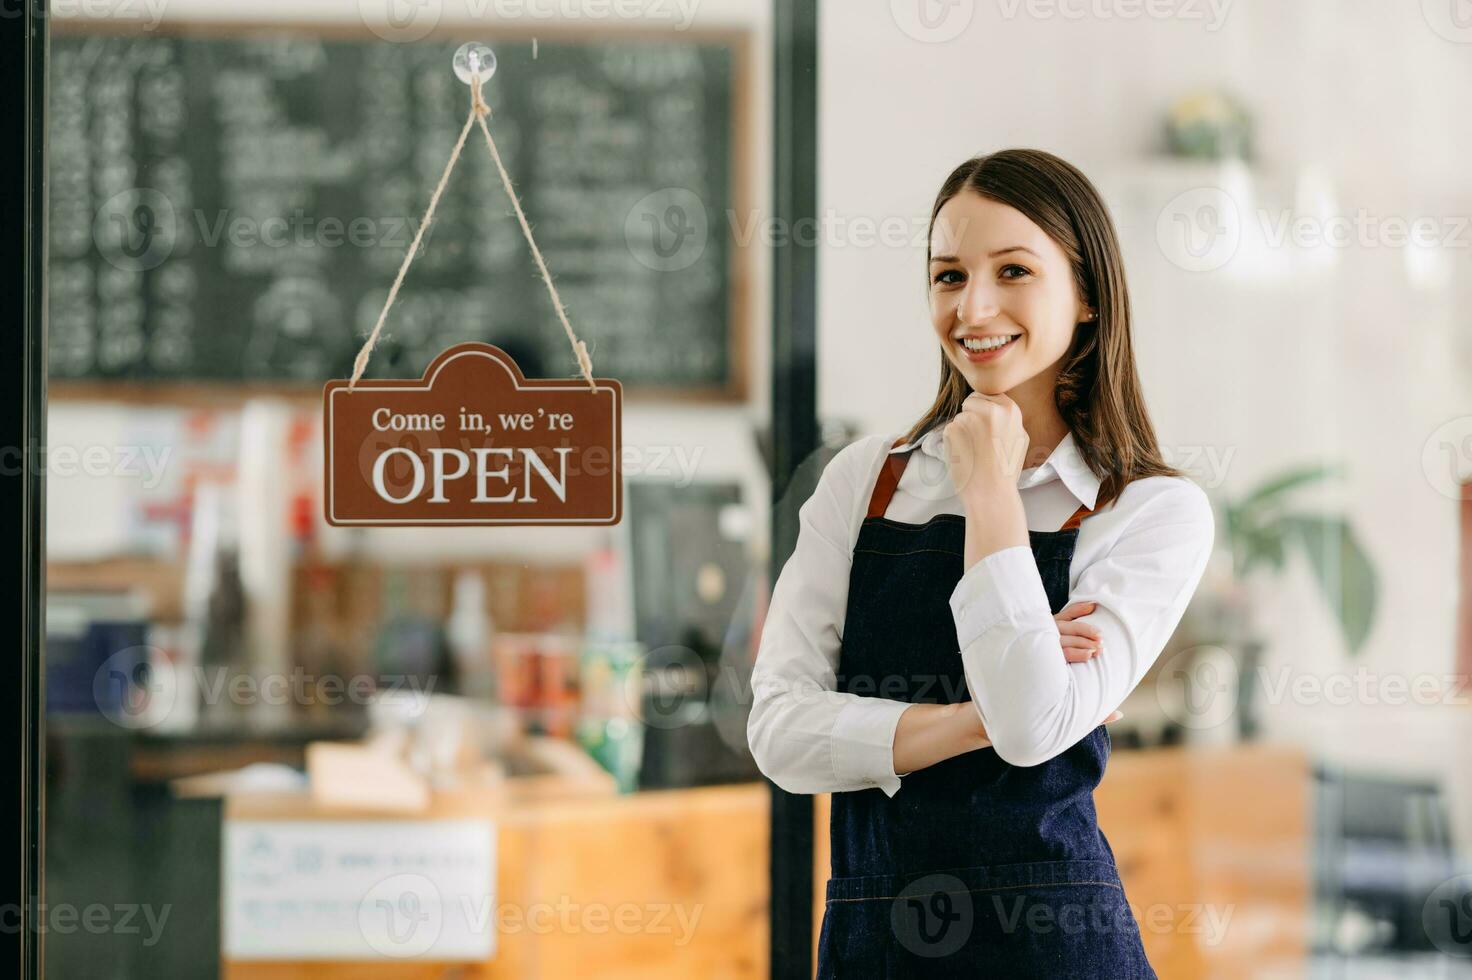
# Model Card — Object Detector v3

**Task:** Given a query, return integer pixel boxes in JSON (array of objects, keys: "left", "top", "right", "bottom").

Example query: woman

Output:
[{"left": 747, "top": 149, "right": 1216, "bottom": 977}]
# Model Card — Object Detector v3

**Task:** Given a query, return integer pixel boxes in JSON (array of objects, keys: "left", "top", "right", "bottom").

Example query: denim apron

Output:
[{"left": 816, "top": 440, "right": 1157, "bottom": 979}]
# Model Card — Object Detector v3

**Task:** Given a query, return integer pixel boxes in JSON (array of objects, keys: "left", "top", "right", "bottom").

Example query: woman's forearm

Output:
[
  {"left": 892, "top": 700, "right": 992, "bottom": 776},
  {"left": 961, "top": 481, "right": 1029, "bottom": 571}
]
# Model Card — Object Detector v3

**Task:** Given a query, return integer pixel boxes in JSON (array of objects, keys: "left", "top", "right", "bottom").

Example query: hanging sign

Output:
[
  {"left": 323, "top": 43, "right": 624, "bottom": 528},
  {"left": 324, "top": 343, "right": 622, "bottom": 526}
]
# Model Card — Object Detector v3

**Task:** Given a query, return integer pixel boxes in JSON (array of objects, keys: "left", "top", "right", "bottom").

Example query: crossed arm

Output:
[
  {"left": 889, "top": 601, "right": 1115, "bottom": 776},
  {"left": 950, "top": 479, "right": 1215, "bottom": 767},
  {"left": 746, "top": 439, "right": 1215, "bottom": 796}
]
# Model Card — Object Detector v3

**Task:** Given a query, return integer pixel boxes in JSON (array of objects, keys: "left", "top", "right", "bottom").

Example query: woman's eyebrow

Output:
[{"left": 929, "top": 246, "right": 1040, "bottom": 264}]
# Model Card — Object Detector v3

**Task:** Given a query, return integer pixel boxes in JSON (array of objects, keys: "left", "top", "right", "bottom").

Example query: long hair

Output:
[{"left": 903, "top": 148, "right": 1184, "bottom": 508}]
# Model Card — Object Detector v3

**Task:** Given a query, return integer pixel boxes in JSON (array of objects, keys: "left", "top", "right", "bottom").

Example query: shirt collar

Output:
[{"left": 890, "top": 425, "right": 1101, "bottom": 510}]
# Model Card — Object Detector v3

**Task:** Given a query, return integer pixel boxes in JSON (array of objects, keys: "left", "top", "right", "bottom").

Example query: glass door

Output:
[{"left": 19, "top": 1, "right": 828, "bottom": 976}]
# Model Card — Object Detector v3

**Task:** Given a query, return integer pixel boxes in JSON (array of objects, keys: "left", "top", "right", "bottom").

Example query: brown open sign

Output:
[{"left": 324, "top": 343, "right": 622, "bottom": 526}]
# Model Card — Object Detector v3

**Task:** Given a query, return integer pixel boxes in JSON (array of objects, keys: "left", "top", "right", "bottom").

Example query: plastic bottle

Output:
[{"left": 446, "top": 570, "right": 497, "bottom": 701}]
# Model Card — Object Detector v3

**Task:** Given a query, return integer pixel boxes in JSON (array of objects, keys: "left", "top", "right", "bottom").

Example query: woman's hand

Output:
[
  {"left": 1056, "top": 600, "right": 1123, "bottom": 723},
  {"left": 1056, "top": 600, "right": 1104, "bottom": 663},
  {"left": 943, "top": 391, "right": 1031, "bottom": 508}
]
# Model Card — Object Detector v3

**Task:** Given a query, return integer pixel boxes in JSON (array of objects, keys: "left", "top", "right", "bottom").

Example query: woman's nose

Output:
[{"left": 955, "top": 286, "right": 999, "bottom": 326}]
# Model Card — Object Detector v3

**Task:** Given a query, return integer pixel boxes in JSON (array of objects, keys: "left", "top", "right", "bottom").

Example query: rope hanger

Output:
[{"left": 348, "top": 64, "right": 597, "bottom": 393}]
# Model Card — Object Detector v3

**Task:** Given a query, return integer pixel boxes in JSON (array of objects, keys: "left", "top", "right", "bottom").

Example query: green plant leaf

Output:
[
  {"left": 1279, "top": 513, "right": 1377, "bottom": 655},
  {"left": 1237, "top": 463, "right": 1345, "bottom": 515},
  {"left": 1221, "top": 505, "right": 1247, "bottom": 577},
  {"left": 1243, "top": 526, "right": 1286, "bottom": 575},
  {"left": 1224, "top": 499, "right": 1288, "bottom": 578}
]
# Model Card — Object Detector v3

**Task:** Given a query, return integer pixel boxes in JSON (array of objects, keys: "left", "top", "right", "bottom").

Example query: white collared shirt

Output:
[{"left": 746, "top": 426, "right": 1215, "bottom": 797}]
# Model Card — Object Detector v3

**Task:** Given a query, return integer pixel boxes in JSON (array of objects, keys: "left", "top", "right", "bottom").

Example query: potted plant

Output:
[{"left": 1180, "top": 462, "right": 1378, "bottom": 739}]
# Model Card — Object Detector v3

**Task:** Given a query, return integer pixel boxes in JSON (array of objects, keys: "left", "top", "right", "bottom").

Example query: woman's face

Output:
[{"left": 928, "top": 190, "right": 1091, "bottom": 397}]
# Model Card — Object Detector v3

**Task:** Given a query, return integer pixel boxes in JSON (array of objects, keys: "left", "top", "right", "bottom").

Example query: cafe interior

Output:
[{"left": 29, "top": 0, "right": 1472, "bottom": 977}]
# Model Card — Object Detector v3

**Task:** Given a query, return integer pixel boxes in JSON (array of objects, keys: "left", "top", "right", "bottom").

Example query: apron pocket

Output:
[
  {"left": 820, "top": 860, "right": 1157, "bottom": 980},
  {"left": 817, "top": 891, "right": 905, "bottom": 978},
  {"left": 958, "top": 878, "right": 1156, "bottom": 979}
]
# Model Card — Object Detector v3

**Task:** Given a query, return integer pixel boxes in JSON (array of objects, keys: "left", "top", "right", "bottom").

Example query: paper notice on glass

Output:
[{"left": 223, "top": 819, "right": 496, "bottom": 961}]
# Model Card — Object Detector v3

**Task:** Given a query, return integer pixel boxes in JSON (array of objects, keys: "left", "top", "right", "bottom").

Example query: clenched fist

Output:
[{"left": 943, "top": 391, "right": 1031, "bottom": 506}]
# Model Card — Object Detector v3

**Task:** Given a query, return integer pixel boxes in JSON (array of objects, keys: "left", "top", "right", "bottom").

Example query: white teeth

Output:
[{"left": 961, "top": 335, "right": 1018, "bottom": 352}]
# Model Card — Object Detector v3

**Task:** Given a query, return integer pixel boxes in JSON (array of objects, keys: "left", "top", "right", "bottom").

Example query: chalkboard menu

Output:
[{"left": 48, "top": 28, "right": 746, "bottom": 396}]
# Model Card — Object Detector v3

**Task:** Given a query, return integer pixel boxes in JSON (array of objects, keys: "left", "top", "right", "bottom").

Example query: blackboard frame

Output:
[{"left": 49, "top": 17, "right": 755, "bottom": 405}]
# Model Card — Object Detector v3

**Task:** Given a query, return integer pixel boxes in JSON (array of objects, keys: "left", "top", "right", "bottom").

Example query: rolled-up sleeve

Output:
[
  {"left": 747, "top": 436, "right": 916, "bottom": 797},
  {"left": 948, "top": 478, "right": 1215, "bottom": 768}
]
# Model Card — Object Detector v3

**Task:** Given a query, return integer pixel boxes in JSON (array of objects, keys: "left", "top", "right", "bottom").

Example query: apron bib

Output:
[{"left": 816, "top": 440, "right": 1157, "bottom": 979}]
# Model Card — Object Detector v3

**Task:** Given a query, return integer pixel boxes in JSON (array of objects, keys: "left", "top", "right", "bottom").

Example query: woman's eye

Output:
[
  {"left": 932, "top": 269, "right": 964, "bottom": 285},
  {"left": 1000, "top": 264, "right": 1032, "bottom": 280}
]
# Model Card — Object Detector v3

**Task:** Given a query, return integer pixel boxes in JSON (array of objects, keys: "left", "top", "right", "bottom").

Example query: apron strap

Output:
[
  {"left": 867, "top": 435, "right": 1104, "bottom": 529},
  {"left": 1059, "top": 502, "right": 1095, "bottom": 531},
  {"left": 1061, "top": 484, "right": 1115, "bottom": 531},
  {"left": 866, "top": 437, "right": 914, "bottom": 519}
]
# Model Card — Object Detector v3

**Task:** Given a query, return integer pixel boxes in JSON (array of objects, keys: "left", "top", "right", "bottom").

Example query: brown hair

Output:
[{"left": 903, "top": 148, "right": 1184, "bottom": 509}]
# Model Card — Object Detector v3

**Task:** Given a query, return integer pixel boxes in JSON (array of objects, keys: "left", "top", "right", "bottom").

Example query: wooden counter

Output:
[
  {"left": 223, "top": 742, "right": 1308, "bottom": 979},
  {"left": 222, "top": 782, "right": 769, "bottom": 980}
]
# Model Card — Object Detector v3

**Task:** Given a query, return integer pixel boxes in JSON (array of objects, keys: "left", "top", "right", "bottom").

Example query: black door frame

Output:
[
  {"left": 4, "top": 0, "right": 48, "bottom": 976},
  {"left": 769, "top": 0, "right": 820, "bottom": 976}
]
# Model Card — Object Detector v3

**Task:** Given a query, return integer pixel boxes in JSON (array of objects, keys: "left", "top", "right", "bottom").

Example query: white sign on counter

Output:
[{"left": 223, "top": 819, "right": 496, "bottom": 961}]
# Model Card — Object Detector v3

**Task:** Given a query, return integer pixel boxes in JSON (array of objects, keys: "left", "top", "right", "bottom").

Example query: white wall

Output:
[{"left": 816, "top": 0, "right": 1472, "bottom": 832}]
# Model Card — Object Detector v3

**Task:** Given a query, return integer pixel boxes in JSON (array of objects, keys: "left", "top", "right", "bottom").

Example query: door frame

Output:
[
  {"left": 3, "top": 0, "right": 49, "bottom": 976},
  {"left": 768, "top": 0, "right": 820, "bottom": 976}
]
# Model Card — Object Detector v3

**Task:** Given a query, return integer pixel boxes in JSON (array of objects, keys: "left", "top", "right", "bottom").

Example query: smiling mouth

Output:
[
  {"left": 955, "top": 334, "right": 1021, "bottom": 361},
  {"left": 958, "top": 334, "right": 1020, "bottom": 353}
]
